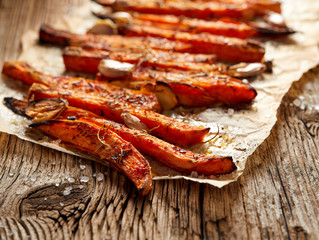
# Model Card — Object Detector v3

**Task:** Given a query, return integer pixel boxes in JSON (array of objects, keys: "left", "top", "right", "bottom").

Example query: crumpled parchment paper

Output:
[{"left": 0, "top": 0, "right": 318, "bottom": 187}]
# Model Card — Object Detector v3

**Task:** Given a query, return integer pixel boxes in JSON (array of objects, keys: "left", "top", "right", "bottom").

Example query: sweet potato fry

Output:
[
  {"left": 100, "top": 66, "right": 257, "bottom": 106},
  {"left": 4, "top": 98, "right": 236, "bottom": 176},
  {"left": 27, "top": 83, "right": 210, "bottom": 146},
  {"left": 63, "top": 46, "right": 217, "bottom": 74},
  {"left": 2, "top": 62, "right": 209, "bottom": 145},
  {"left": 119, "top": 22, "right": 265, "bottom": 62},
  {"left": 186, "top": 0, "right": 281, "bottom": 14},
  {"left": 64, "top": 47, "right": 266, "bottom": 79},
  {"left": 2, "top": 61, "right": 161, "bottom": 112},
  {"left": 5, "top": 97, "right": 236, "bottom": 176},
  {"left": 95, "top": 12, "right": 257, "bottom": 39},
  {"left": 30, "top": 119, "right": 153, "bottom": 195},
  {"left": 59, "top": 108, "right": 236, "bottom": 176},
  {"left": 39, "top": 24, "right": 193, "bottom": 53},
  {"left": 94, "top": 0, "right": 256, "bottom": 20}
]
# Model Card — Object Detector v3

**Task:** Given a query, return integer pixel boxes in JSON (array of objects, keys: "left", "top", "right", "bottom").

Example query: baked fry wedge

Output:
[
  {"left": 63, "top": 108, "right": 237, "bottom": 176},
  {"left": 63, "top": 46, "right": 266, "bottom": 78},
  {"left": 63, "top": 46, "right": 217, "bottom": 74},
  {"left": 4, "top": 97, "right": 236, "bottom": 176},
  {"left": 2, "top": 61, "right": 210, "bottom": 146},
  {"left": 98, "top": 65, "right": 257, "bottom": 106},
  {"left": 118, "top": 21, "right": 265, "bottom": 62},
  {"left": 2, "top": 61, "right": 161, "bottom": 112},
  {"left": 39, "top": 24, "right": 193, "bottom": 52},
  {"left": 35, "top": 120, "right": 152, "bottom": 195},
  {"left": 94, "top": 0, "right": 256, "bottom": 20},
  {"left": 3, "top": 97, "right": 152, "bottom": 195},
  {"left": 27, "top": 83, "right": 210, "bottom": 146},
  {"left": 95, "top": 12, "right": 257, "bottom": 39}
]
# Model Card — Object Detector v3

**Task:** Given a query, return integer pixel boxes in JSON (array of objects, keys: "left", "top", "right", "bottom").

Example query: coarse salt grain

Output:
[
  {"left": 80, "top": 176, "right": 90, "bottom": 183},
  {"left": 63, "top": 187, "right": 72, "bottom": 196},
  {"left": 97, "top": 172, "right": 104, "bottom": 182},
  {"left": 68, "top": 177, "right": 75, "bottom": 183}
]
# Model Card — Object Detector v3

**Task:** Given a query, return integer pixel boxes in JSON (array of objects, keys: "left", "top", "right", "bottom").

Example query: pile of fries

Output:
[{"left": 2, "top": 0, "right": 293, "bottom": 195}]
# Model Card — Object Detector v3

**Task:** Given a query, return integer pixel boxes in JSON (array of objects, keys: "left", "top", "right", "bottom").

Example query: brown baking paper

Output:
[{"left": 0, "top": 0, "right": 319, "bottom": 187}]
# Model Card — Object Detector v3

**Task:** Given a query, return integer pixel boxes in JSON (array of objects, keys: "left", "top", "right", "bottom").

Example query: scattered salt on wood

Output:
[
  {"left": 63, "top": 187, "right": 72, "bottom": 196},
  {"left": 97, "top": 172, "right": 104, "bottom": 182},
  {"left": 68, "top": 177, "right": 75, "bottom": 183},
  {"left": 80, "top": 176, "right": 89, "bottom": 183}
]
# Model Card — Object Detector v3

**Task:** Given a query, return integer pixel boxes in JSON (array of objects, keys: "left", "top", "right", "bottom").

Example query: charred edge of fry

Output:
[
  {"left": 25, "top": 98, "right": 68, "bottom": 122},
  {"left": 92, "top": 11, "right": 115, "bottom": 21},
  {"left": 137, "top": 173, "right": 153, "bottom": 196},
  {"left": 3, "top": 97, "right": 28, "bottom": 116},
  {"left": 247, "top": 84, "right": 258, "bottom": 99},
  {"left": 26, "top": 97, "right": 66, "bottom": 105},
  {"left": 216, "top": 156, "right": 237, "bottom": 174},
  {"left": 29, "top": 121, "right": 52, "bottom": 128},
  {"left": 256, "top": 26, "right": 296, "bottom": 36},
  {"left": 39, "top": 24, "right": 72, "bottom": 46},
  {"left": 2, "top": 61, "right": 32, "bottom": 79}
]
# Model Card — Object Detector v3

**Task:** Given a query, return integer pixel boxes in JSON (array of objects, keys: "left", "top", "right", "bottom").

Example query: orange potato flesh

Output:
[
  {"left": 53, "top": 105, "right": 237, "bottom": 176},
  {"left": 4, "top": 97, "right": 235, "bottom": 176},
  {"left": 63, "top": 46, "right": 217, "bottom": 74},
  {"left": 128, "top": 14, "right": 257, "bottom": 39},
  {"left": 39, "top": 24, "right": 194, "bottom": 53},
  {"left": 1, "top": 61, "right": 161, "bottom": 112},
  {"left": 96, "top": 0, "right": 256, "bottom": 20},
  {"left": 28, "top": 83, "right": 210, "bottom": 146},
  {"left": 32, "top": 119, "right": 152, "bottom": 195},
  {"left": 130, "top": 67, "right": 257, "bottom": 105},
  {"left": 119, "top": 23, "right": 265, "bottom": 62},
  {"left": 2, "top": 61, "right": 210, "bottom": 146}
]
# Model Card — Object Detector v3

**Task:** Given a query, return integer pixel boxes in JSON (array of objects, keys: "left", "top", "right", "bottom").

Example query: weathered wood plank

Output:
[{"left": 0, "top": 0, "right": 319, "bottom": 239}]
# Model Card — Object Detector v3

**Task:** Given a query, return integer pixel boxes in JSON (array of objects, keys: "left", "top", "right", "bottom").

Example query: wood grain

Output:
[{"left": 0, "top": 0, "right": 318, "bottom": 239}]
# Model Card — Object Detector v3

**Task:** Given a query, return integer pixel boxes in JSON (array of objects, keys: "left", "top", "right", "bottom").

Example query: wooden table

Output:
[{"left": 0, "top": 0, "right": 318, "bottom": 239}]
